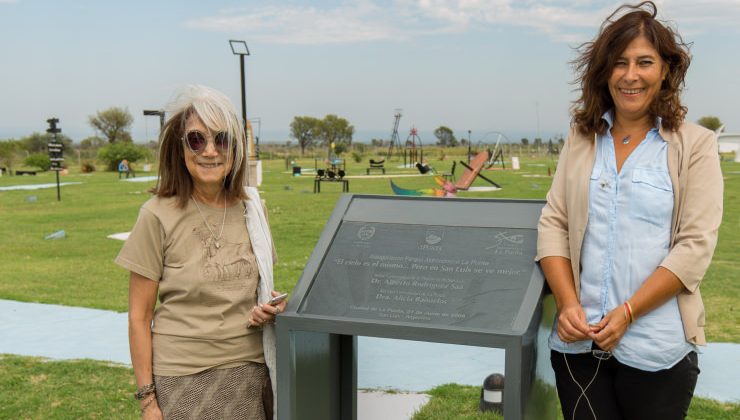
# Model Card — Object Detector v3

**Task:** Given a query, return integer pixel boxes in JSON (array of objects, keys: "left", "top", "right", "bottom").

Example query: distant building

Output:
[{"left": 717, "top": 133, "right": 740, "bottom": 162}]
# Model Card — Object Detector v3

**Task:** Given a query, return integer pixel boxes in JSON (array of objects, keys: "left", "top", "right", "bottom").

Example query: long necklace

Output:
[{"left": 192, "top": 195, "right": 227, "bottom": 249}]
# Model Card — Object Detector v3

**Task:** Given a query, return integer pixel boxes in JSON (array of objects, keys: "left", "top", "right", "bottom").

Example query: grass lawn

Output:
[
  {"left": 0, "top": 354, "right": 138, "bottom": 420},
  {"left": 413, "top": 383, "right": 740, "bottom": 420},
  {"left": 1, "top": 150, "right": 738, "bottom": 417}
]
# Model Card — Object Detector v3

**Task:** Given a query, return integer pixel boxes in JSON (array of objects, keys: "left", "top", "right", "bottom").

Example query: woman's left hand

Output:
[
  {"left": 588, "top": 305, "right": 631, "bottom": 352},
  {"left": 248, "top": 293, "right": 287, "bottom": 327}
]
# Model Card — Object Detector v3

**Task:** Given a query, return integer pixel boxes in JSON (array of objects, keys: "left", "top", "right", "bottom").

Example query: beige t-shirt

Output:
[{"left": 116, "top": 196, "right": 264, "bottom": 376}]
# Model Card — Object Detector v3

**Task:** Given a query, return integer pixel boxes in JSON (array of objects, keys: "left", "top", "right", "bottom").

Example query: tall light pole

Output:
[
  {"left": 229, "top": 39, "right": 261, "bottom": 185},
  {"left": 143, "top": 110, "right": 165, "bottom": 130},
  {"left": 229, "top": 40, "right": 253, "bottom": 156}
]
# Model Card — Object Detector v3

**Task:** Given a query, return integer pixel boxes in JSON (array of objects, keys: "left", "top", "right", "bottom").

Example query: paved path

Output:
[
  {"left": 0, "top": 182, "right": 82, "bottom": 191},
  {"left": 1, "top": 299, "right": 738, "bottom": 413}
]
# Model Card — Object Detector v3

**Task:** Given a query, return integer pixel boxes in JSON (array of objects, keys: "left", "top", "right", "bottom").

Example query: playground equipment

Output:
[
  {"left": 385, "top": 109, "right": 404, "bottom": 163},
  {"left": 366, "top": 159, "right": 386, "bottom": 175},
  {"left": 390, "top": 150, "right": 501, "bottom": 197},
  {"left": 473, "top": 131, "right": 510, "bottom": 169},
  {"left": 313, "top": 167, "right": 348, "bottom": 193},
  {"left": 379, "top": 110, "right": 426, "bottom": 168},
  {"left": 404, "top": 126, "right": 423, "bottom": 166}
]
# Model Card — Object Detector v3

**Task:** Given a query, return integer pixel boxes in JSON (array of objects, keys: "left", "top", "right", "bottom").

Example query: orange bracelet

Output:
[{"left": 624, "top": 301, "right": 634, "bottom": 324}]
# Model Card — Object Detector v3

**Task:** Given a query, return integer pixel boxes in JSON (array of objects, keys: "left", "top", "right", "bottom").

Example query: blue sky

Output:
[{"left": 1, "top": 0, "right": 739, "bottom": 144}]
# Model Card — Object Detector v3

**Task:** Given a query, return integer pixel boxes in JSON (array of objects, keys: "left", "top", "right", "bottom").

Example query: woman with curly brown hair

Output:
[{"left": 536, "top": 2, "right": 723, "bottom": 419}]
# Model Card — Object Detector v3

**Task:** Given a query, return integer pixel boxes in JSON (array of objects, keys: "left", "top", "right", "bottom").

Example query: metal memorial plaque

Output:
[
  {"left": 299, "top": 221, "right": 537, "bottom": 330},
  {"left": 278, "top": 196, "right": 556, "bottom": 420}
]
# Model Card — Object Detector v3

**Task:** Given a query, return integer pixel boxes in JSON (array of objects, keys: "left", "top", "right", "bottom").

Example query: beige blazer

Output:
[{"left": 536, "top": 122, "right": 723, "bottom": 345}]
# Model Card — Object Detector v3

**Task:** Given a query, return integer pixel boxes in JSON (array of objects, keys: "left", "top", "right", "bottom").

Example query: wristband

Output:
[
  {"left": 624, "top": 301, "right": 634, "bottom": 324},
  {"left": 134, "top": 383, "right": 156, "bottom": 400}
]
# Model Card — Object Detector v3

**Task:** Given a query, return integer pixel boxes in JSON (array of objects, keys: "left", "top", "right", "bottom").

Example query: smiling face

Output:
[
  {"left": 608, "top": 35, "right": 668, "bottom": 123},
  {"left": 183, "top": 115, "right": 232, "bottom": 192}
]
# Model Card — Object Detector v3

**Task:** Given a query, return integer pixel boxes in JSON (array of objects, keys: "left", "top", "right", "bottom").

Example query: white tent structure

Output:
[{"left": 716, "top": 125, "right": 740, "bottom": 162}]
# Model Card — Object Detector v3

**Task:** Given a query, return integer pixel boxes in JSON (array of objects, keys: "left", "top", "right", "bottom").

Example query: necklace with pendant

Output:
[
  {"left": 622, "top": 135, "right": 631, "bottom": 145},
  {"left": 192, "top": 195, "right": 227, "bottom": 249}
]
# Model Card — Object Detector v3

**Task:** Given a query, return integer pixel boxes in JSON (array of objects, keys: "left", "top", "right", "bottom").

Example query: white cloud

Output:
[
  {"left": 184, "top": 0, "right": 740, "bottom": 45},
  {"left": 656, "top": 0, "right": 740, "bottom": 27},
  {"left": 185, "top": 2, "right": 411, "bottom": 45}
]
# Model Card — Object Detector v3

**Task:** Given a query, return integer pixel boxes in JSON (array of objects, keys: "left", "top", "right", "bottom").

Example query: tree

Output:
[
  {"left": 24, "top": 154, "right": 51, "bottom": 171},
  {"left": 317, "top": 114, "right": 354, "bottom": 155},
  {"left": 79, "top": 136, "right": 105, "bottom": 150},
  {"left": 20, "top": 132, "right": 73, "bottom": 154},
  {"left": 434, "top": 126, "right": 457, "bottom": 147},
  {"left": 0, "top": 140, "right": 19, "bottom": 173},
  {"left": 89, "top": 107, "right": 134, "bottom": 143},
  {"left": 520, "top": 138, "right": 529, "bottom": 147},
  {"left": 97, "top": 142, "right": 150, "bottom": 171},
  {"left": 697, "top": 116, "right": 723, "bottom": 132},
  {"left": 289, "top": 116, "right": 321, "bottom": 156}
]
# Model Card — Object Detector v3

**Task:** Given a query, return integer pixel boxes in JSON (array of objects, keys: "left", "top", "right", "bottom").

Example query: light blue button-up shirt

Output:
[{"left": 549, "top": 111, "right": 694, "bottom": 371}]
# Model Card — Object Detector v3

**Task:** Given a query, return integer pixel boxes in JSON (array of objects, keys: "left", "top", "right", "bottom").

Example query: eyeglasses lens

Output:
[
  {"left": 186, "top": 131, "right": 207, "bottom": 153},
  {"left": 214, "top": 132, "right": 230, "bottom": 151}
]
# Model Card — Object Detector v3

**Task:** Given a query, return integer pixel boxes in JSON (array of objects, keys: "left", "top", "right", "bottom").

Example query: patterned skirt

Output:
[{"left": 154, "top": 362, "right": 269, "bottom": 420}]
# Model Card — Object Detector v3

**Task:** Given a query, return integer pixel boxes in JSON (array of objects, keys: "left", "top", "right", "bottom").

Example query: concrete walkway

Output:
[
  {"left": 0, "top": 299, "right": 428, "bottom": 420},
  {"left": 1, "top": 299, "right": 738, "bottom": 417},
  {"left": 0, "top": 182, "right": 82, "bottom": 191}
]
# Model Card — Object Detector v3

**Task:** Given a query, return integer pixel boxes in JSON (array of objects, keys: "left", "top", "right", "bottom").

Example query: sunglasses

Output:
[{"left": 182, "top": 130, "right": 231, "bottom": 154}]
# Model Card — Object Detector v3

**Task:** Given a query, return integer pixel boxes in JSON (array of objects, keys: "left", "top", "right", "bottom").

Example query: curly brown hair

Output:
[{"left": 571, "top": 1, "right": 691, "bottom": 136}]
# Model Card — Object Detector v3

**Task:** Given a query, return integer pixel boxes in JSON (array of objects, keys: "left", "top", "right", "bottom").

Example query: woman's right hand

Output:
[
  {"left": 141, "top": 398, "right": 163, "bottom": 420},
  {"left": 556, "top": 303, "right": 592, "bottom": 343}
]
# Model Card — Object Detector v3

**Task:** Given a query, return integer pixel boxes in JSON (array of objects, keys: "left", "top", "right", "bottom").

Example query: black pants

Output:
[{"left": 551, "top": 350, "right": 699, "bottom": 420}]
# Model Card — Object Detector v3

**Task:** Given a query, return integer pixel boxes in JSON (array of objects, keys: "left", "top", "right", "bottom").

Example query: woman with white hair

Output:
[{"left": 117, "top": 85, "right": 282, "bottom": 419}]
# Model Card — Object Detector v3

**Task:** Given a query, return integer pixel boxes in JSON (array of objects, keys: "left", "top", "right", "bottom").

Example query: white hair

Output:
[{"left": 166, "top": 84, "right": 248, "bottom": 187}]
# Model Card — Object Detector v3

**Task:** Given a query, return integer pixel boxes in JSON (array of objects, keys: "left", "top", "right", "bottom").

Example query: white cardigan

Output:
[{"left": 243, "top": 186, "right": 277, "bottom": 419}]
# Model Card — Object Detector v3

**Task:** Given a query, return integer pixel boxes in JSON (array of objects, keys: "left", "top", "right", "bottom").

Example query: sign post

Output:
[{"left": 46, "top": 118, "right": 64, "bottom": 201}]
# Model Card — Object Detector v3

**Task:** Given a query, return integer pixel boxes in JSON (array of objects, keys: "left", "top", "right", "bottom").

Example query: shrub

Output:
[
  {"left": 24, "top": 153, "right": 51, "bottom": 171},
  {"left": 333, "top": 143, "right": 348, "bottom": 155},
  {"left": 351, "top": 151, "right": 363, "bottom": 163},
  {"left": 80, "top": 161, "right": 96, "bottom": 173},
  {"left": 97, "top": 142, "right": 150, "bottom": 171}
]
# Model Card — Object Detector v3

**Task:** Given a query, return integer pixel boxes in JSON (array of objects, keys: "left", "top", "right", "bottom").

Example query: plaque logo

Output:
[
  {"left": 425, "top": 228, "right": 444, "bottom": 245},
  {"left": 357, "top": 225, "right": 376, "bottom": 241},
  {"left": 417, "top": 228, "right": 444, "bottom": 251},
  {"left": 486, "top": 232, "right": 524, "bottom": 255}
]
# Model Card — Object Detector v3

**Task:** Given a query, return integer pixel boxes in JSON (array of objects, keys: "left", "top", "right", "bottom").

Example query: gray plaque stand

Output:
[{"left": 276, "top": 195, "right": 556, "bottom": 419}]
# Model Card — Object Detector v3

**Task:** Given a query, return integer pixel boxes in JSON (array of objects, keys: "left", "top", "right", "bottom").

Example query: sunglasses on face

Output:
[{"left": 182, "top": 130, "right": 231, "bottom": 154}]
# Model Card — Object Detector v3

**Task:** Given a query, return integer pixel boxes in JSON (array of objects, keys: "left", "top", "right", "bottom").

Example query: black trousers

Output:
[{"left": 551, "top": 350, "right": 699, "bottom": 420}]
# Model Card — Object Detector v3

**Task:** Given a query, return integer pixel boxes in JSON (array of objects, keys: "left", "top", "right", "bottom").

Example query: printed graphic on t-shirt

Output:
[{"left": 192, "top": 218, "right": 258, "bottom": 300}]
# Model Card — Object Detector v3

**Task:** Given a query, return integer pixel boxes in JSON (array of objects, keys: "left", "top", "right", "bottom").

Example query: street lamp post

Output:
[
  {"left": 229, "top": 39, "right": 261, "bottom": 186},
  {"left": 143, "top": 110, "right": 165, "bottom": 130},
  {"left": 229, "top": 40, "right": 252, "bottom": 156},
  {"left": 143, "top": 110, "right": 166, "bottom": 166}
]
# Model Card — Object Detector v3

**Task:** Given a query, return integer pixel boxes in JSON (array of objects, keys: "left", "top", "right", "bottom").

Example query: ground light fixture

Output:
[{"left": 480, "top": 373, "right": 505, "bottom": 413}]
